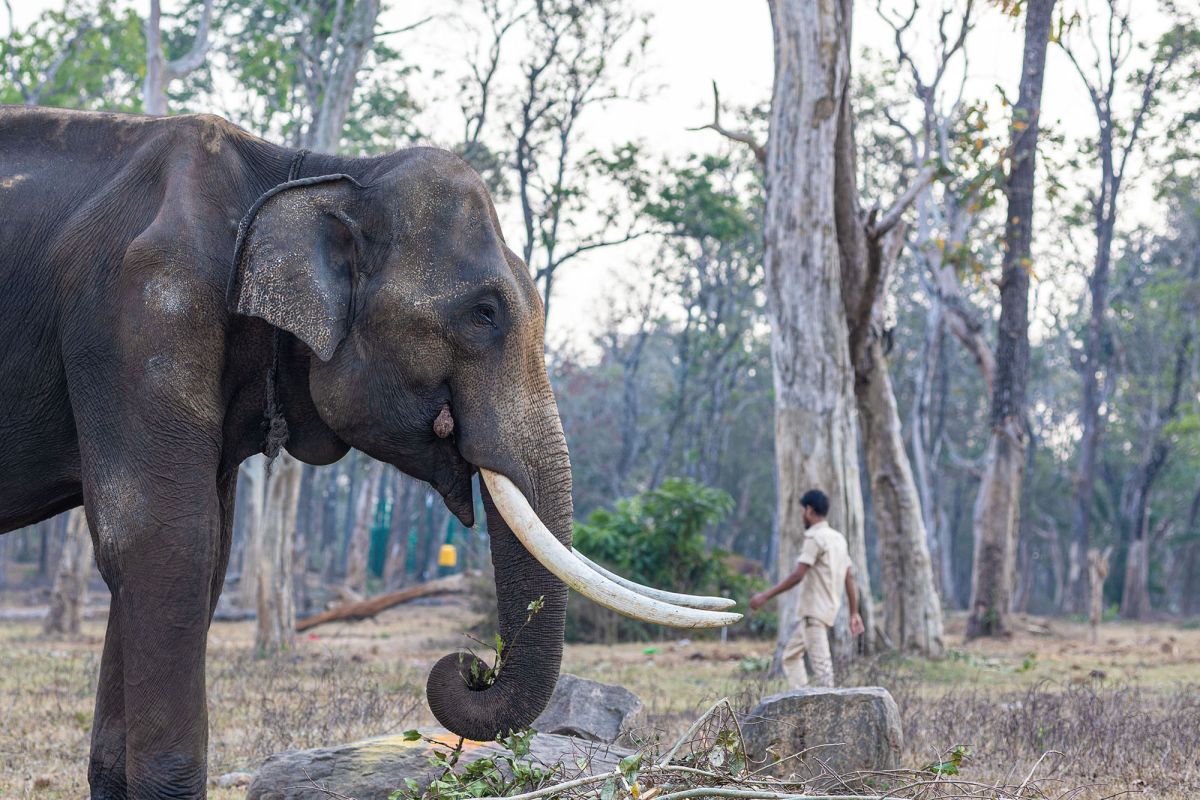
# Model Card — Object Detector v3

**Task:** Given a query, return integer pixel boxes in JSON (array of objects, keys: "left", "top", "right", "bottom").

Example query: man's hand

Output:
[
  {"left": 749, "top": 592, "right": 769, "bottom": 611},
  {"left": 849, "top": 612, "right": 865, "bottom": 637}
]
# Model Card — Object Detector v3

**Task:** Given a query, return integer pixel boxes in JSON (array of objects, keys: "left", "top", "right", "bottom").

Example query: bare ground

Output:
[{"left": 1, "top": 599, "right": 1197, "bottom": 799}]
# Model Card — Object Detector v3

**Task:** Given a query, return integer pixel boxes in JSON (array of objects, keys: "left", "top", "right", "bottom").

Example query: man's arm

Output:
[
  {"left": 845, "top": 568, "right": 865, "bottom": 636},
  {"left": 749, "top": 563, "right": 808, "bottom": 611}
]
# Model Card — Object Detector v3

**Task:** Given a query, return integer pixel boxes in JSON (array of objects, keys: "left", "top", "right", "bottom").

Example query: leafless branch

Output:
[
  {"left": 374, "top": 14, "right": 435, "bottom": 38},
  {"left": 871, "top": 163, "right": 938, "bottom": 237},
  {"left": 689, "top": 81, "right": 765, "bottom": 166}
]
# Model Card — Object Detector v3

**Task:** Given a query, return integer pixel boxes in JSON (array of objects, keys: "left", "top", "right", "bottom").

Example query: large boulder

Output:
[
  {"left": 740, "top": 687, "right": 903, "bottom": 779},
  {"left": 248, "top": 729, "right": 630, "bottom": 800},
  {"left": 533, "top": 673, "right": 644, "bottom": 743}
]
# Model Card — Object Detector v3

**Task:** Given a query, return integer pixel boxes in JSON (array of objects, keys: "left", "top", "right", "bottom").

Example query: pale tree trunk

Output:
[
  {"left": 345, "top": 460, "right": 386, "bottom": 596},
  {"left": 833, "top": 60, "right": 943, "bottom": 657},
  {"left": 966, "top": 0, "right": 1055, "bottom": 640},
  {"left": 255, "top": 452, "right": 302, "bottom": 656},
  {"left": 299, "top": 0, "right": 382, "bottom": 153},
  {"left": 1087, "top": 546, "right": 1110, "bottom": 644},
  {"left": 143, "top": 0, "right": 214, "bottom": 115},
  {"left": 384, "top": 475, "right": 415, "bottom": 589},
  {"left": 238, "top": 455, "right": 266, "bottom": 611},
  {"left": 43, "top": 508, "right": 92, "bottom": 637},
  {"left": 858, "top": 336, "right": 945, "bottom": 655},
  {"left": 765, "top": 0, "right": 874, "bottom": 658},
  {"left": 244, "top": 0, "right": 385, "bottom": 638},
  {"left": 292, "top": 464, "right": 314, "bottom": 615}
]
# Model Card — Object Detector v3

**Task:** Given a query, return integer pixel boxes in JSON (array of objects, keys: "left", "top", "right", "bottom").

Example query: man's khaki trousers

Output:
[{"left": 781, "top": 617, "right": 834, "bottom": 689}]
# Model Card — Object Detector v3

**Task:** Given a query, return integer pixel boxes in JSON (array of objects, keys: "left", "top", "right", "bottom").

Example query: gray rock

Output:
[
  {"left": 247, "top": 729, "right": 630, "bottom": 800},
  {"left": 533, "top": 673, "right": 644, "bottom": 743},
  {"left": 740, "top": 687, "right": 903, "bottom": 779}
]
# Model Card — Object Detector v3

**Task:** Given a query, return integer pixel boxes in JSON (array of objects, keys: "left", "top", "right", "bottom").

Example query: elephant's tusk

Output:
[
  {"left": 571, "top": 548, "right": 737, "bottom": 611},
  {"left": 480, "top": 469, "right": 742, "bottom": 629}
]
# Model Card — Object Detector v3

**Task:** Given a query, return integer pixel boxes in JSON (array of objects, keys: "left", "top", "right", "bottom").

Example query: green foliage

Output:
[
  {"left": 1, "top": 0, "right": 144, "bottom": 111},
  {"left": 391, "top": 728, "right": 559, "bottom": 800},
  {"left": 461, "top": 596, "right": 545, "bottom": 691},
  {"left": 215, "top": 0, "right": 421, "bottom": 150},
  {"left": 568, "top": 478, "right": 773, "bottom": 641}
]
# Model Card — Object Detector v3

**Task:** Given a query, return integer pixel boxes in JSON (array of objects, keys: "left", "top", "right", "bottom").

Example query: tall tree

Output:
[
  {"left": 254, "top": 457, "right": 299, "bottom": 655},
  {"left": 229, "top": 0, "right": 421, "bottom": 651},
  {"left": 966, "top": 0, "right": 1056, "bottom": 639},
  {"left": 763, "top": 0, "right": 875, "bottom": 655},
  {"left": 1111, "top": 182, "right": 1200, "bottom": 618},
  {"left": 831, "top": 1, "right": 944, "bottom": 656},
  {"left": 143, "top": 0, "right": 214, "bottom": 114},
  {"left": 456, "top": 0, "right": 649, "bottom": 321},
  {"left": 1060, "top": 4, "right": 1193, "bottom": 614},
  {"left": 43, "top": 508, "right": 93, "bottom": 637}
]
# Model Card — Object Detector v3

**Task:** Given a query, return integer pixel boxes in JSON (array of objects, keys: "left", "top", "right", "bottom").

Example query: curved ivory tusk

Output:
[
  {"left": 480, "top": 469, "right": 741, "bottom": 629},
  {"left": 572, "top": 548, "right": 737, "bottom": 611}
]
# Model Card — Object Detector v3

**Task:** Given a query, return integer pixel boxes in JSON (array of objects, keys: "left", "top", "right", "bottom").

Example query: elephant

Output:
[{"left": 0, "top": 105, "right": 738, "bottom": 799}]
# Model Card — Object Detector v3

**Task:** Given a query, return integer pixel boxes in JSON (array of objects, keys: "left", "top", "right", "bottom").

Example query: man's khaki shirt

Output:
[{"left": 795, "top": 520, "right": 852, "bottom": 627}]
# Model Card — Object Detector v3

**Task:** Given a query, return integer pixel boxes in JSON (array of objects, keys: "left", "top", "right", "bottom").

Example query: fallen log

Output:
[{"left": 296, "top": 574, "right": 466, "bottom": 632}]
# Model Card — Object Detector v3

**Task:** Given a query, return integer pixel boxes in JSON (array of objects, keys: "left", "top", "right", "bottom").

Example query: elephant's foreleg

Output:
[
  {"left": 88, "top": 595, "right": 128, "bottom": 798},
  {"left": 87, "top": 469, "right": 222, "bottom": 800}
]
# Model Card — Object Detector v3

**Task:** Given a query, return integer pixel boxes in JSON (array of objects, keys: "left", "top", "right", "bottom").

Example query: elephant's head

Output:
[{"left": 229, "top": 148, "right": 738, "bottom": 741}]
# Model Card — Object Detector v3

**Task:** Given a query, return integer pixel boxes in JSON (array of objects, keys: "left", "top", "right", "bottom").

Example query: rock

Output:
[
  {"left": 248, "top": 729, "right": 630, "bottom": 800},
  {"left": 533, "top": 673, "right": 644, "bottom": 743},
  {"left": 740, "top": 687, "right": 903, "bottom": 779}
]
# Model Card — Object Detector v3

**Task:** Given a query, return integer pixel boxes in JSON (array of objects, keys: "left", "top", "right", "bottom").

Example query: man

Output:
[{"left": 749, "top": 489, "right": 864, "bottom": 688}]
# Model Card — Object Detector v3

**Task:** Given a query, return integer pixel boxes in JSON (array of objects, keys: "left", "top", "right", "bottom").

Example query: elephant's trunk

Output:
[{"left": 425, "top": 434, "right": 573, "bottom": 741}]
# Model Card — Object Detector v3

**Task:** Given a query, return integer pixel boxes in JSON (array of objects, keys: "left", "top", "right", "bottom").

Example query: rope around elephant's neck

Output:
[{"left": 261, "top": 149, "right": 312, "bottom": 472}]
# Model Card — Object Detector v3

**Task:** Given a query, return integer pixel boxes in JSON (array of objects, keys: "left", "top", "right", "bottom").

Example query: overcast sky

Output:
[{"left": 3, "top": 1, "right": 1175, "bottom": 347}]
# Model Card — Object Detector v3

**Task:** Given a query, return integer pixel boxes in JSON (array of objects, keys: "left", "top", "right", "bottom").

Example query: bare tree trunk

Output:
[
  {"left": 384, "top": 476, "right": 415, "bottom": 589},
  {"left": 302, "top": 0, "right": 382, "bottom": 153},
  {"left": 143, "top": 0, "right": 214, "bottom": 115},
  {"left": 858, "top": 335, "right": 945, "bottom": 655},
  {"left": 1087, "top": 546, "right": 1110, "bottom": 644},
  {"left": 345, "top": 460, "right": 386, "bottom": 596},
  {"left": 966, "top": 0, "right": 1055, "bottom": 640},
  {"left": 832, "top": 16, "right": 942, "bottom": 657},
  {"left": 238, "top": 455, "right": 266, "bottom": 611},
  {"left": 43, "top": 509, "right": 92, "bottom": 637},
  {"left": 765, "top": 0, "right": 874, "bottom": 658},
  {"left": 255, "top": 453, "right": 301, "bottom": 656}
]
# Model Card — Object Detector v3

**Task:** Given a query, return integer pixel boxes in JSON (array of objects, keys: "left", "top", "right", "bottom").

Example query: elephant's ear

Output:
[{"left": 229, "top": 174, "right": 366, "bottom": 361}]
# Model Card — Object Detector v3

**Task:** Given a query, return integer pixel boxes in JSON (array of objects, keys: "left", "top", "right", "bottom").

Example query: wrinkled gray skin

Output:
[{"left": 0, "top": 106, "right": 572, "bottom": 799}]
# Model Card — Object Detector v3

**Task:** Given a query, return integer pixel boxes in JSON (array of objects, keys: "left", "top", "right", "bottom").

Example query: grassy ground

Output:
[{"left": 1, "top": 599, "right": 1197, "bottom": 799}]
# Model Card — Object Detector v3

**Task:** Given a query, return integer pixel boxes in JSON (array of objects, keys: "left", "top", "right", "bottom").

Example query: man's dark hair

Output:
[{"left": 800, "top": 489, "right": 830, "bottom": 517}]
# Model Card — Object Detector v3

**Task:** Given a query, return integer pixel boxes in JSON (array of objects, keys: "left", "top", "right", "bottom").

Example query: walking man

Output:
[{"left": 749, "top": 489, "right": 864, "bottom": 688}]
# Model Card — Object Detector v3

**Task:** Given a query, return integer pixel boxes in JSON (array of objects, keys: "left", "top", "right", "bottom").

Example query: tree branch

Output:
[
  {"left": 164, "top": 0, "right": 215, "bottom": 81},
  {"left": 871, "top": 163, "right": 938, "bottom": 237},
  {"left": 689, "top": 81, "right": 765, "bottom": 166}
]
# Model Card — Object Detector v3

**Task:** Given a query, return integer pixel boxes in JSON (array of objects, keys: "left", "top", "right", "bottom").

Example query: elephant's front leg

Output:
[
  {"left": 88, "top": 476, "right": 223, "bottom": 800},
  {"left": 88, "top": 597, "right": 128, "bottom": 797}
]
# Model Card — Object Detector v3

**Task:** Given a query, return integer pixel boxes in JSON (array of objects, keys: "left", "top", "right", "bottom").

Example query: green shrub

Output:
[{"left": 567, "top": 477, "right": 774, "bottom": 642}]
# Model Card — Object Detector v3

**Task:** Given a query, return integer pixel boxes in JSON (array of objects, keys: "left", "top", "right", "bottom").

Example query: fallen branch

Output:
[{"left": 296, "top": 574, "right": 466, "bottom": 632}]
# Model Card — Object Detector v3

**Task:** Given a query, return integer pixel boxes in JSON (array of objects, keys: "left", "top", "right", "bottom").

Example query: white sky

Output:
[{"left": 3, "top": 1, "right": 1176, "bottom": 347}]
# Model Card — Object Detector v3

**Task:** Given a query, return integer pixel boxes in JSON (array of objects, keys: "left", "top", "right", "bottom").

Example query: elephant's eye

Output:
[{"left": 472, "top": 303, "right": 498, "bottom": 328}]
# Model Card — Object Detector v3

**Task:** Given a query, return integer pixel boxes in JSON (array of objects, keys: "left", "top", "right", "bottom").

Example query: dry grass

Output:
[{"left": 1, "top": 602, "right": 1198, "bottom": 799}]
